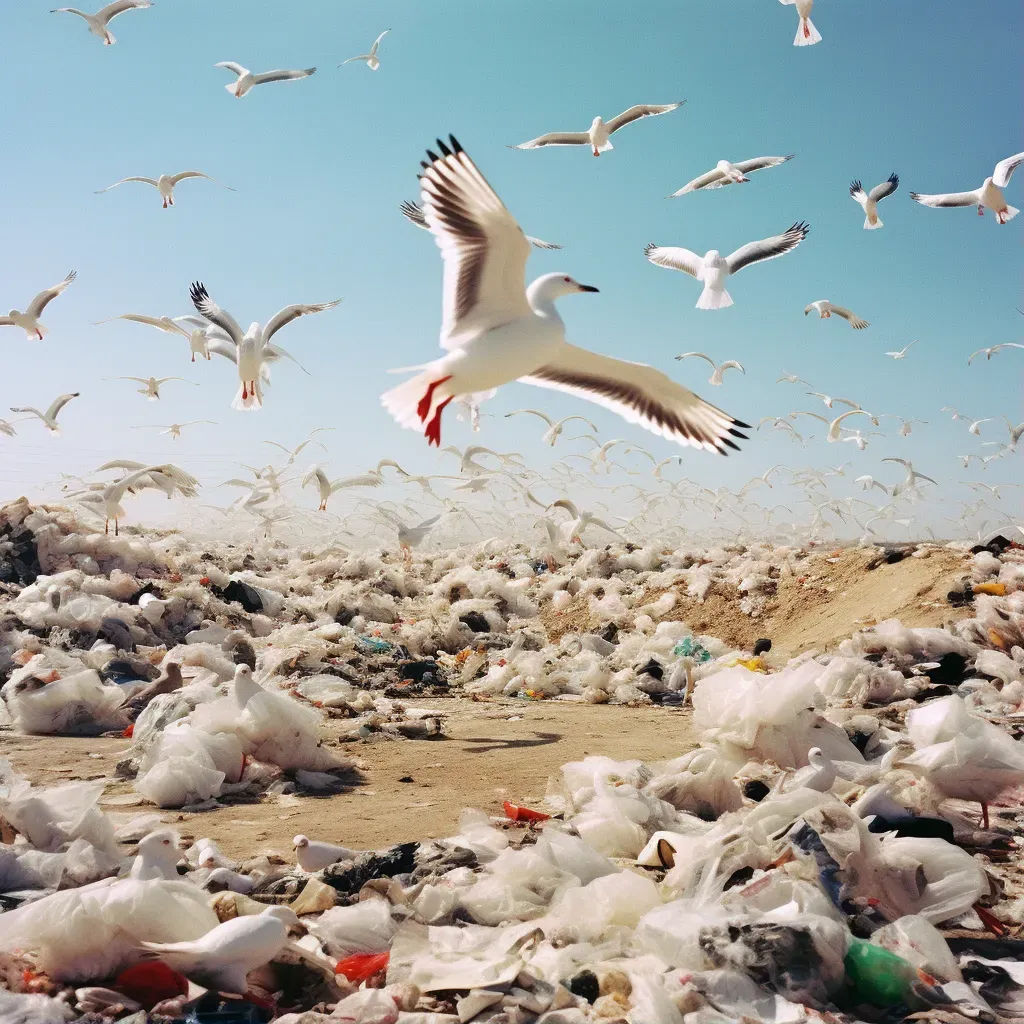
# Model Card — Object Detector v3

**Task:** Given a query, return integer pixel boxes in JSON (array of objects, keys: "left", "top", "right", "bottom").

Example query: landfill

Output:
[{"left": 2, "top": 498, "right": 1024, "bottom": 1024}]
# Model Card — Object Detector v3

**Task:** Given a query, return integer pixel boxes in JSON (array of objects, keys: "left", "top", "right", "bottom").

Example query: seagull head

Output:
[{"left": 529, "top": 273, "right": 599, "bottom": 303}]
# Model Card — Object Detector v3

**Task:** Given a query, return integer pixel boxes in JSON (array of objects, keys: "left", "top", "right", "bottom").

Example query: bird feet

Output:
[
  {"left": 978, "top": 205, "right": 985, "bottom": 216},
  {"left": 35, "top": 330, "right": 43, "bottom": 340},
  {"left": 424, "top": 397, "right": 452, "bottom": 446},
  {"left": 416, "top": 375, "right": 452, "bottom": 422},
  {"left": 822, "top": 311, "right": 830, "bottom": 318},
  {"left": 997, "top": 209, "right": 1008, "bottom": 224},
  {"left": 318, "top": 501, "right": 327, "bottom": 511},
  {"left": 591, "top": 149, "right": 600, "bottom": 157}
]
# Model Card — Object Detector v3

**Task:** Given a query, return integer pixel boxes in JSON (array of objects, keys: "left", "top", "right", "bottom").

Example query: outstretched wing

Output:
[
  {"left": 644, "top": 243, "right": 702, "bottom": 278},
  {"left": 169, "top": 170, "right": 236, "bottom": 190},
  {"left": 95, "top": 177, "right": 158, "bottom": 193},
  {"left": 189, "top": 282, "right": 244, "bottom": 345},
  {"left": 97, "top": 0, "right": 152, "bottom": 22},
  {"left": 668, "top": 168, "right": 728, "bottom": 196},
  {"left": 251, "top": 68, "right": 317, "bottom": 85},
  {"left": 605, "top": 102, "right": 684, "bottom": 134},
  {"left": 97, "top": 313, "right": 189, "bottom": 338},
  {"left": 868, "top": 173, "right": 899, "bottom": 201},
  {"left": 44, "top": 392, "right": 80, "bottom": 421},
  {"left": 831, "top": 306, "right": 870, "bottom": 329},
  {"left": 264, "top": 299, "right": 342, "bottom": 342},
  {"left": 910, "top": 190, "right": 977, "bottom": 208},
  {"left": 510, "top": 132, "right": 590, "bottom": 149},
  {"left": 725, "top": 222, "right": 809, "bottom": 274},
  {"left": 27, "top": 271, "right": 77, "bottom": 317},
  {"left": 993, "top": 152, "right": 1024, "bottom": 189},
  {"left": 734, "top": 154, "right": 794, "bottom": 174}
]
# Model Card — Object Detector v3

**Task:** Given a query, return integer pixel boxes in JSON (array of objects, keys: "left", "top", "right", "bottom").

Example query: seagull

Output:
[
  {"left": 941, "top": 406, "right": 972, "bottom": 421},
  {"left": 93, "top": 312, "right": 213, "bottom": 361},
  {"left": 779, "top": 0, "right": 822, "bottom": 45},
  {"left": 510, "top": 103, "right": 684, "bottom": 157},
  {"left": 215, "top": 62, "right": 317, "bottom": 98},
  {"left": 968, "top": 418, "right": 993, "bottom": 436},
  {"left": 645, "top": 223, "right": 809, "bottom": 310},
  {"left": 9, "top": 393, "right": 80, "bottom": 434},
  {"left": 674, "top": 352, "right": 745, "bottom": 385},
  {"left": 884, "top": 416, "right": 927, "bottom": 437},
  {"left": 190, "top": 283, "right": 340, "bottom": 410},
  {"left": 667, "top": 155, "right": 794, "bottom": 197},
  {"left": 849, "top": 174, "right": 899, "bottom": 229},
  {"left": 384, "top": 512, "right": 442, "bottom": 556},
  {"left": 882, "top": 457, "right": 937, "bottom": 495},
  {"left": 302, "top": 466, "right": 382, "bottom": 510},
  {"left": 132, "top": 421, "right": 215, "bottom": 440},
  {"left": 71, "top": 463, "right": 198, "bottom": 534},
  {"left": 0, "top": 271, "right": 76, "bottom": 340},
  {"left": 805, "top": 391, "right": 860, "bottom": 409},
  {"left": 793, "top": 408, "right": 878, "bottom": 441},
  {"left": 968, "top": 342, "right": 1024, "bottom": 363},
  {"left": 804, "top": 300, "right": 869, "bottom": 329},
  {"left": 400, "top": 200, "right": 562, "bottom": 250},
  {"left": 292, "top": 835, "right": 356, "bottom": 872},
  {"left": 549, "top": 498, "right": 622, "bottom": 544},
  {"left": 1004, "top": 418, "right": 1024, "bottom": 447},
  {"left": 95, "top": 171, "right": 235, "bottom": 209},
  {"left": 50, "top": 0, "right": 152, "bottom": 45},
  {"left": 381, "top": 136, "right": 749, "bottom": 453},
  {"left": 885, "top": 340, "right": 919, "bottom": 359},
  {"left": 0, "top": 419, "right": 19, "bottom": 437},
  {"left": 107, "top": 376, "right": 197, "bottom": 400},
  {"left": 504, "top": 409, "right": 597, "bottom": 445},
  {"left": 777, "top": 372, "right": 812, "bottom": 385},
  {"left": 856, "top": 475, "right": 891, "bottom": 495},
  {"left": 910, "top": 153, "right": 1023, "bottom": 224},
  {"left": 339, "top": 29, "right": 390, "bottom": 70},
  {"left": 262, "top": 437, "right": 328, "bottom": 463}
]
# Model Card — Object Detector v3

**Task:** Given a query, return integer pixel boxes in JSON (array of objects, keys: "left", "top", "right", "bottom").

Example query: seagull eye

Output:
[{"left": 563, "top": 276, "right": 571, "bottom": 283}]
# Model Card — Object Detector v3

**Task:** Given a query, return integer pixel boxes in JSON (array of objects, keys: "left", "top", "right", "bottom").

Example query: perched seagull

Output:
[
  {"left": 968, "top": 342, "right": 1024, "bottom": 363},
  {"left": 51, "top": 0, "right": 152, "bottom": 45},
  {"left": 510, "top": 102, "right": 684, "bottom": 157},
  {"left": 95, "top": 171, "right": 235, "bottom": 209},
  {"left": 674, "top": 352, "right": 745, "bottom": 385},
  {"left": 339, "top": 29, "right": 390, "bottom": 70},
  {"left": 777, "top": 371, "right": 812, "bottom": 385},
  {"left": 504, "top": 409, "right": 597, "bottom": 445},
  {"left": 911, "top": 153, "right": 1023, "bottom": 224},
  {"left": 0, "top": 271, "right": 76, "bottom": 340},
  {"left": 9, "top": 393, "right": 80, "bottom": 434},
  {"left": 132, "top": 421, "right": 215, "bottom": 440},
  {"left": 804, "top": 300, "right": 869, "bottom": 329},
  {"left": 190, "top": 283, "right": 340, "bottom": 410},
  {"left": 667, "top": 155, "right": 794, "bottom": 197},
  {"left": 849, "top": 173, "right": 899, "bottom": 229},
  {"left": 645, "top": 223, "right": 809, "bottom": 309},
  {"left": 108, "top": 375, "right": 197, "bottom": 400},
  {"left": 400, "top": 200, "right": 562, "bottom": 250},
  {"left": 885, "top": 340, "right": 919, "bottom": 359},
  {"left": 805, "top": 391, "right": 860, "bottom": 409},
  {"left": 779, "top": 0, "right": 822, "bottom": 45},
  {"left": 292, "top": 835, "right": 356, "bottom": 872},
  {"left": 302, "top": 466, "right": 382, "bottom": 510},
  {"left": 94, "top": 312, "right": 212, "bottom": 361},
  {"left": 382, "top": 136, "right": 749, "bottom": 453},
  {"left": 216, "top": 62, "right": 317, "bottom": 98}
]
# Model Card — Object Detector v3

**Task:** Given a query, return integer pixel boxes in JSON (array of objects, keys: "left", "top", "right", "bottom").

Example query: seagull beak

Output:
[{"left": 578, "top": 284, "right": 599, "bottom": 293}]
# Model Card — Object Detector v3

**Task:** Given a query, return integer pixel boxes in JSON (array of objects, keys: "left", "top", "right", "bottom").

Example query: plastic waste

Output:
[{"left": 842, "top": 938, "right": 931, "bottom": 1008}]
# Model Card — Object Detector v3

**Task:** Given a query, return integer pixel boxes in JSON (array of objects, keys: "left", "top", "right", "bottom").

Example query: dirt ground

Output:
[{"left": 3, "top": 546, "right": 975, "bottom": 860}]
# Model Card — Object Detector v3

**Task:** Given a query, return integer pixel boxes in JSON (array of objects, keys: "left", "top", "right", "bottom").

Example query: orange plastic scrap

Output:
[
  {"left": 988, "top": 630, "right": 1008, "bottom": 650},
  {"left": 335, "top": 951, "right": 390, "bottom": 981},
  {"left": 503, "top": 801, "right": 550, "bottom": 823},
  {"left": 973, "top": 582, "right": 1007, "bottom": 596},
  {"left": 114, "top": 961, "right": 189, "bottom": 1009}
]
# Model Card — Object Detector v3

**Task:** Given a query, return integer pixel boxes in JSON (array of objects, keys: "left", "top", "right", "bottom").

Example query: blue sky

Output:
[{"left": 1, "top": 0, "right": 1021, "bottom": 533}]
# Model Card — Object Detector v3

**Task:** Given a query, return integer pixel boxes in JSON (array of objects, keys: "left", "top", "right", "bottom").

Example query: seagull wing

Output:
[
  {"left": 605, "top": 101, "right": 684, "bottom": 134},
  {"left": 169, "top": 170, "right": 236, "bottom": 190},
  {"left": 97, "top": 313, "right": 190, "bottom": 338},
  {"left": 340, "top": 54, "right": 371, "bottom": 65},
  {"left": 849, "top": 180, "right": 868, "bottom": 205},
  {"left": 725, "top": 222, "right": 809, "bottom": 274},
  {"left": 419, "top": 135, "right": 532, "bottom": 350},
  {"left": 44, "top": 392, "right": 80, "bottom": 421},
  {"left": 668, "top": 168, "right": 727, "bottom": 196},
  {"left": 868, "top": 173, "right": 899, "bottom": 201},
  {"left": 251, "top": 68, "right": 317, "bottom": 85},
  {"left": 719, "top": 360, "right": 745, "bottom": 375},
  {"left": 27, "top": 271, "right": 76, "bottom": 317},
  {"left": 400, "top": 200, "right": 428, "bottom": 229},
  {"left": 206, "top": 336, "right": 239, "bottom": 363},
  {"left": 830, "top": 306, "right": 870, "bottom": 329},
  {"left": 522, "top": 343, "right": 749, "bottom": 454},
  {"left": 992, "top": 152, "right": 1024, "bottom": 189},
  {"left": 95, "top": 177, "right": 158, "bottom": 193},
  {"left": 97, "top": 0, "right": 151, "bottom": 22},
  {"left": 910, "top": 190, "right": 977, "bottom": 208},
  {"left": 370, "top": 29, "right": 390, "bottom": 52},
  {"left": 734, "top": 154, "right": 794, "bottom": 174},
  {"left": 675, "top": 352, "right": 717, "bottom": 367},
  {"left": 215, "top": 61, "right": 247, "bottom": 76},
  {"left": 525, "top": 235, "right": 562, "bottom": 250},
  {"left": 510, "top": 132, "right": 591, "bottom": 149},
  {"left": 262, "top": 341, "right": 310, "bottom": 374},
  {"left": 644, "top": 244, "right": 702, "bottom": 278},
  {"left": 264, "top": 300, "right": 342, "bottom": 342},
  {"left": 505, "top": 409, "right": 555, "bottom": 426},
  {"left": 189, "top": 282, "right": 244, "bottom": 345}
]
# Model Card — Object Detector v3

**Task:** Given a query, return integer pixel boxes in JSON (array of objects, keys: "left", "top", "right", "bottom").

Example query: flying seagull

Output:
[
  {"left": 778, "top": 0, "right": 821, "bottom": 46},
  {"left": 0, "top": 271, "right": 77, "bottom": 340},
  {"left": 51, "top": 0, "right": 152, "bottom": 45},
  {"left": 849, "top": 173, "right": 899, "bottom": 229},
  {"left": 339, "top": 30, "right": 390, "bottom": 70},
  {"left": 400, "top": 200, "right": 562, "bottom": 250},
  {"left": 95, "top": 171, "right": 235, "bottom": 209},
  {"left": 216, "top": 63, "right": 317, "bottom": 98},
  {"left": 667, "top": 155, "right": 794, "bottom": 197},
  {"left": 510, "top": 103, "right": 684, "bottom": 157},
  {"left": 94, "top": 312, "right": 213, "bottom": 362},
  {"left": 674, "top": 352, "right": 745, "bottom": 385},
  {"left": 804, "top": 300, "right": 869, "bottom": 329},
  {"left": 911, "top": 153, "right": 1023, "bottom": 224},
  {"left": 10, "top": 393, "right": 81, "bottom": 434},
  {"left": 885, "top": 340, "right": 919, "bottom": 359},
  {"left": 968, "top": 343, "right": 1024, "bottom": 363}
]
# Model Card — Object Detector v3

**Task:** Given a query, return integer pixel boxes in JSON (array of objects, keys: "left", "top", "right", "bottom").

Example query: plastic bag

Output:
[
  {"left": 7, "top": 669, "right": 129, "bottom": 735},
  {"left": 872, "top": 915, "right": 961, "bottom": 982},
  {"left": 309, "top": 898, "right": 397, "bottom": 957}
]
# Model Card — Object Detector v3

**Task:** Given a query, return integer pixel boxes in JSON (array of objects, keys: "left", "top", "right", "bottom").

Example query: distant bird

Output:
[
  {"left": 10, "top": 393, "right": 80, "bottom": 434},
  {"left": 510, "top": 102, "right": 684, "bottom": 157},
  {"left": 393, "top": 513, "right": 441, "bottom": 556},
  {"left": 51, "top": 0, "right": 152, "bottom": 45},
  {"left": 886, "top": 416, "right": 927, "bottom": 437},
  {"left": 968, "top": 343, "right": 1024, "bottom": 363},
  {"left": 95, "top": 312, "right": 213, "bottom": 362},
  {"left": 778, "top": 0, "right": 821, "bottom": 46},
  {"left": 95, "top": 171, "right": 235, "bottom": 209},
  {"left": 1004, "top": 418, "right": 1024, "bottom": 447},
  {"left": 645, "top": 223, "right": 809, "bottom": 309},
  {"left": 339, "top": 29, "right": 390, "bottom": 70},
  {"left": 777, "top": 372, "right": 812, "bottom": 385},
  {"left": 262, "top": 437, "right": 328, "bottom": 463},
  {"left": 968, "top": 418, "right": 993, "bottom": 436},
  {"left": 793, "top": 408, "right": 878, "bottom": 441},
  {"left": 804, "top": 300, "right": 869, "bottom": 329},
  {"left": 302, "top": 466, "right": 381, "bottom": 510},
  {"left": 108, "top": 376, "right": 197, "bottom": 401},
  {"left": 216, "top": 62, "right": 316, "bottom": 98},
  {"left": 882, "top": 457, "right": 937, "bottom": 495},
  {"left": 132, "top": 421, "right": 215, "bottom": 440},
  {"left": 849, "top": 173, "right": 899, "bottom": 229},
  {"left": 0, "top": 271, "right": 77, "bottom": 340},
  {"left": 941, "top": 406, "right": 972, "bottom": 421},
  {"left": 549, "top": 498, "right": 622, "bottom": 544},
  {"left": 0, "top": 419, "right": 18, "bottom": 437},
  {"left": 674, "top": 352, "right": 745, "bottom": 385},
  {"left": 504, "top": 409, "right": 597, "bottom": 445},
  {"left": 805, "top": 391, "right": 860, "bottom": 409},
  {"left": 885, "top": 340, "right": 919, "bottom": 359},
  {"left": 910, "top": 153, "right": 1023, "bottom": 224},
  {"left": 856, "top": 475, "right": 891, "bottom": 495},
  {"left": 71, "top": 463, "right": 198, "bottom": 534},
  {"left": 667, "top": 155, "right": 794, "bottom": 197},
  {"left": 400, "top": 200, "right": 562, "bottom": 250},
  {"left": 293, "top": 835, "right": 356, "bottom": 872}
]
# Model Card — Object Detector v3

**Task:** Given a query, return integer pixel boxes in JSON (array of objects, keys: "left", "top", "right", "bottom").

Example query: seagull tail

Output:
[
  {"left": 231, "top": 380, "right": 263, "bottom": 412},
  {"left": 225, "top": 81, "right": 240, "bottom": 96},
  {"left": 382, "top": 369, "right": 439, "bottom": 431},
  {"left": 794, "top": 16, "right": 821, "bottom": 45},
  {"left": 863, "top": 214, "right": 883, "bottom": 230},
  {"left": 696, "top": 286, "right": 734, "bottom": 311},
  {"left": 1002, "top": 205, "right": 1020, "bottom": 222}
]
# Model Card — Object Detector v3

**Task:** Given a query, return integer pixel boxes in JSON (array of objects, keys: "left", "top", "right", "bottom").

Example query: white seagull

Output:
[
  {"left": 777, "top": 371, "right": 812, "bottom": 385},
  {"left": 968, "top": 342, "right": 1024, "bottom": 363},
  {"left": 804, "top": 300, "right": 869, "bottom": 329},
  {"left": 94, "top": 312, "right": 212, "bottom": 362},
  {"left": 108, "top": 375, "right": 197, "bottom": 400},
  {"left": 805, "top": 391, "right": 860, "bottom": 409},
  {"left": 504, "top": 409, "right": 598, "bottom": 446},
  {"left": 849, "top": 173, "right": 899, "bottom": 229},
  {"left": 51, "top": 0, "right": 152, "bottom": 45},
  {"left": 132, "top": 421, "right": 215, "bottom": 440},
  {"left": 95, "top": 171, "right": 235, "bottom": 209},
  {"left": 645, "top": 223, "right": 809, "bottom": 310},
  {"left": 885, "top": 340, "right": 919, "bottom": 359},
  {"left": 9, "top": 393, "right": 80, "bottom": 434},
  {"left": 400, "top": 200, "right": 562, "bottom": 250},
  {"left": 510, "top": 103, "right": 684, "bottom": 157},
  {"left": 667, "top": 155, "right": 794, "bottom": 197},
  {"left": 339, "top": 29, "right": 390, "bottom": 70},
  {"left": 882, "top": 457, "right": 937, "bottom": 495},
  {"left": 190, "top": 282, "right": 340, "bottom": 410},
  {"left": 215, "top": 62, "right": 317, "bottom": 98},
  {"left": 302, "top": 466, "right": 382, "bottom": 511},
  {"left": 674, "top": 352, "right": 745, "bottom": 385},
  {"left": 381, "top": 136, "right": 749, "bottom": 453},
  {"left": 779, "top": 0, "right": 822, "bottom": 46},
  {"left": 71, "top": 463, "right": 198, "bottom": 535},
  {"left": 0, "top": 271, "right": 77, "bottom": 340},
  {"left": 911, "top": 153, "right": 1023, "bottom": 224}
]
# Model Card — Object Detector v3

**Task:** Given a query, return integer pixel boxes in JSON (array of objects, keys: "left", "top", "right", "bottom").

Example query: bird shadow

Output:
[{"left": 461, "top": 731, "right": 561, "bottom": 754}]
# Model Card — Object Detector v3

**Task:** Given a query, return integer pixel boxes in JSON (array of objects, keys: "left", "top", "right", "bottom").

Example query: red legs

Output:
[
  {"left": 978, "top": 205, "right": 985, "bottom": 216},
  {"left": 162, "top": 198, "right": 168, "bottom": 209},
  {"left": 241, "top": 382, "right": 248, "bottom": 400},
  {"left": 997, "top": 209, "right": 1009, "bottom": 224},
  {"left": 592, "top": 148, "right": 600, "bottom": 157},
  {"left": 318, "top": 500, "right": 327, "bottom": 511},
  {"left": 416, "top": 375, "right": 452, "bottom": 422},
  {"left": 981, "top": 801, "right": 990, "bottom": 830},
  {"left": 803, "top": 20, "right": 811, "bottom": 38},
  {"left": 191, "top": 354, "right": 195, "bottom": 363},
  {"left": 424, "top": 397, "right": 452, "bottom": 447},
  {"left": 105, "top": 520, "right": 109, "bottom": 536},
  {"left": 36, "top": 329, "right": 44, "bottom": 340}
]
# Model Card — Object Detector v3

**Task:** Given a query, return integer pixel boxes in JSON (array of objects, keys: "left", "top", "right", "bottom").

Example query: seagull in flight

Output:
[
  {"left": 339, "top": 30, "right": 390, "bottom": 70},
  {"left": 777, "top": 372, "right": 812, "bottom": 385},
  {"left": 302, "top": 467, "right": 382, "bottom": 511},
  {"left": 804, "top": 300, "right": 869, "bottom": 329},
  {"left": 510, "top": 103, "right": 684, "bottom": 157},
  {"left": 849, "top": 174, "right": 899, "bottom": 229},
  {"left": 882, "top": 457, "right": 937, "bottom": 495},
  {"left": 504, "top": 409, "right": 597, "bottom": 445},
  {"left": 400, "top": 200, "right": 561, "bottom": 250},
  {"left": 674, "top": 352, "right": 745, "bottom": 385},
  {"left": 133, "top": 421, "right": 215, "bottom": 440},
  {"left": 885, "top": 340, "right": 919, "bottom": 359},
  {"left": 968, "top": 342, "right": 1024, "bottom": 363},
  {"left": 911, "top": 152, "right": 1023, "bottom": 224},
  {"left": 645, "top": 223, "right": 809, "bottom": 310},
  {"left": 95, "top": 171, "right": 235, "bottom": 209},
  {"left": 94, "top": 312, "right": 213, "bottom": 362},
  {"left": 381, "top": 136, "right": 749, "bottom": 453},
  {"left": 51, "top": 0, "right": 152, "bottom": 45},
  {"left": 805, "top": 391, "right": 860, "bottom": 409},
  {"left": 778, "top": 0, "right": 821, "bottom": 46},
  {"left": 216, "top": 62, "right": 317, "bottom": 98},
  {"left": 0, "top": 271, "right": 76, "bottom": 340},
  {"left": 667, "top": 155, "right": 794, "bottom": 197},
  {"left": 10, "top": 393, "right": 80, "bottom": 435},
  {"left": 942, "top": 406, "right": 973, "bottom": 421},
  {"left": 107, "top": 376, "right": 197, "bottom": 400}
]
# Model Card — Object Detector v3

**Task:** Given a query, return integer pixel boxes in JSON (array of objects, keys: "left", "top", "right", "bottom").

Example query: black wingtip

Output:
[
  {"left": 425, "top": 149, "right": 439, "bottom": 164},
  {"left": 449, "top": 135, "right": 463, "bottom": 154},
  {"left": 722, "top": 437, "right": 740, "bottom": 452},
  {"left": 643, "top": 242, "right": 658, "bottom": 255},
  {"left": 888, "top": 172, "right": 899, "bottom": 183},
  {"left": 732, "top": 419, "right": 752, "bottom": 430},
  {"left": 788, "top": 221, "right": 810, "bottom": 236},
  {"left": 436, "top": 137, "right": 452, "bottom": 157},
  {"left": 909, "top": 192, "right": 921, "bottom": 200},
  {"left": 849, "top": 180, "right": 862, "bottom": 193}
]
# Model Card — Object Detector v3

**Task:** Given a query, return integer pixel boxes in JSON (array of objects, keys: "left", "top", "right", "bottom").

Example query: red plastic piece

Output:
[
  {"left": 503, "top": 801, "right": 550, "bottom": 823},
  {"left": 114, "top": 961, "right": 189, "bottom": 1009},
  {"left": 335, "top": 951, "right": 390, "bottom": 982}
]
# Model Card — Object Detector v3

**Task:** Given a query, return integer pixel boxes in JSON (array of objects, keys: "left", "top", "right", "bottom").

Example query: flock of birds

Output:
[{"left": 3, "top": 2, "right": 1021, "bottom": 548}]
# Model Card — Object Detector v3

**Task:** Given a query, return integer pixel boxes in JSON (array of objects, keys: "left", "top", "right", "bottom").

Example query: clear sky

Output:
[{"left": 1, "top": 0, "right": 1021, "bottom": 536}]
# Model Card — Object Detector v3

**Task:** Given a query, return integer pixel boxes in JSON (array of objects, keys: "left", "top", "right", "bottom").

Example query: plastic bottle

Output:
[{"left": 843, "top": 939, "right": 931, "bottom": 1008}]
